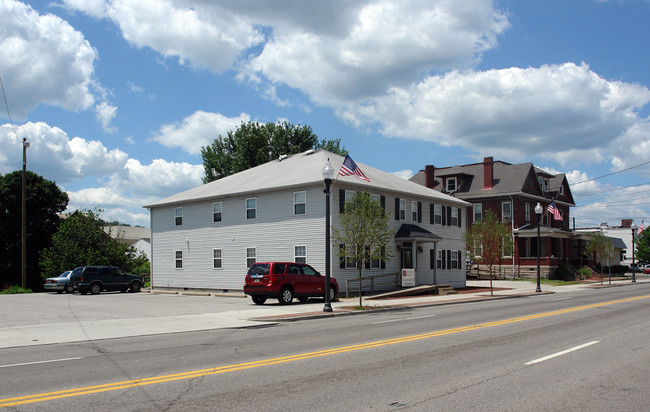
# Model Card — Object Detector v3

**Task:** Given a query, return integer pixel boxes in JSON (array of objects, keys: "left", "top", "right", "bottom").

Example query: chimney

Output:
[
  {"left": 425, "top": 165, "right": 435, "bottom": 189},
  {"left": 483, "top": 157, "right": 494, "bottom": 189}
]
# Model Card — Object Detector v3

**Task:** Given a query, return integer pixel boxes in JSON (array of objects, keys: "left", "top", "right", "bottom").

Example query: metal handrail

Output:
[{"left": 345, "top": 271, "right": 401, "bottom": 298}]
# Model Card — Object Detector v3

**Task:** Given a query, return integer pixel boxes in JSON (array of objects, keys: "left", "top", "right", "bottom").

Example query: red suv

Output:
[{"left": 244, "top": 262, "right": 338, "bottom": 305}]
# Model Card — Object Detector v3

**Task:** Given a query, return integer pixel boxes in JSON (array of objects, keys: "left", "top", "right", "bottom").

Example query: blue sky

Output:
[{"left": 1, "top": 0, "right": 649, "bottom": 229}]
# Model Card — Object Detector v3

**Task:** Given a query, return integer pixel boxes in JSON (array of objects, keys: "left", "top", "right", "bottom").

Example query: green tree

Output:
[
  {"left": 0, "top": 171, "right": 68, "bottom": 290},
  {"left": 585, "top": 231, "right": 615, "bottom": 279},
  {"left": 333, "top": 192, "right": 393, "bottom": 308},
  {"left": 635, "top": 229, "right": 650, "bottom": 264},
  {"left": 201, "top": 121, "right": 347, "bottom": 183},
  {"left": 462, "top": 210, "right": 512, "bottom": 295},
  {"left": 39, "top": 208, "right": 146, "bottom": 277}
]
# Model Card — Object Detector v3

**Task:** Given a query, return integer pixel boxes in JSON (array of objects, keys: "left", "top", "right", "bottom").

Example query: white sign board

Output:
[{"left": 401, "top": 268, "right": 415, "bottom": 287}]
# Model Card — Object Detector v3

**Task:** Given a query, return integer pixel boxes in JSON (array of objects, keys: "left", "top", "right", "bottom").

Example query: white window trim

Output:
[
  {"left": 345, "top": 245, "right": 357, "bottom": 269},
  {"left": 213, "top": 248, "right": 222, "bottom": 269},
  {"left": 451, "top": 207, "right": 458, "bottom": 226},
  {"left": 501, "top": 201, "right": 512, "bottom": 222},
  {"left": 246, "top": 247, "right": 257, "bottom": 268},
  {"left": 451, "top": 250, "right": 459, "bottom": 269},
  {"left": 525, "top": 203, "right": 530, "bottom": 222},
  {"left": 293, "top": 191, "right": 306, "bottom": 215},
  {"left": 175, "top": 250, "right": 183, "bottom": 269},
  {"left": 411, "top": 201, "right": 418, "bottom": 222},
  {"left": 434, "top": 204, "right": 442, "bottom": 224},
  {"left": 246, "top": 198, "right": 257, "bottom": 220},
  {"left": 473, "top": 203, "right": 482, "bottom": 222},
  {"left": 399, "top": 199, "right": 406, "bottom": 220},
  {"left": 174, "top": 207, "right": 183, "bottom": 226},
  {"left": 212, "top": 202, "right": 222, "bottom": 223},
  {"left": 294, "top": 245, "right": 307, "bottom": 263},
  {"left": 446, "top": 177, "right": 457, "bottom": 192}
]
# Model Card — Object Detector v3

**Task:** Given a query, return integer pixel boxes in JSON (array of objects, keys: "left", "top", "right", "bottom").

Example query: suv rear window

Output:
[
  {"left": 248, "top": 263, "right": 270, "bottom": 276},
  {"left": 273, "top": 264, "right": 286, "bottom": 274}
]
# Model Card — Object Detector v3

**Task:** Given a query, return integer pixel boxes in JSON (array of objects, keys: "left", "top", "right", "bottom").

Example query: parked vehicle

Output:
[
  {"left": 43, "top": 271, "right": 73, "bottom": 293},
  {"left": 69, "top": 266, "right": 144, "bottom": 295},
  {"left": 243, "top": 262, "right": 338, "bottom": 305}
]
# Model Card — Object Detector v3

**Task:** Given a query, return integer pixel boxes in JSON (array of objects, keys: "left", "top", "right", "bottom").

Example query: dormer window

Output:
[
  {"left": 559, "top": 185, "right": 564, "bottom": 195},
  {"left": 446, "top": 177, "right": 457, "bottom": 193}
]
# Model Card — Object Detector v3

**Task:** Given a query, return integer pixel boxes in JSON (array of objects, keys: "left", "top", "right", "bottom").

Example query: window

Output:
[
  {"left": 502, "top": 201, "right": 511, "bottom": 222},
  {"left": 345, "top": 190, "right": 355, "bottom": 203},
  {"left": 436, "top": 249, "right": 442, "bottom": 269},
  {"left": 450, "top": 207, "right": 458, "bottom": 226},
  {"left": 213, "top": 249, "right": 222, "bottom": 269},
  {"left": 370, "top": 194, "right": 380, "bottom": 203},
  {"left": 246, "top": 198, "right": 257, "bottom": 220},
  {"left": 543, "top": 178, "right": 549, "bottom": 192},
  {"left": 175, "top": 250, "right": 183, "bottom": 269},
  {"left": 525, "top": 203, "right": 530, "bottom": 222},
  {"left": 295, "top": 246, "right": 306, "bottom": 263},
  {"left": 399, "top": 199, "right": 406, "bottom": 220},
  {"left": 451, "top": 250, "right": 459, "bottom": 269},
  {"left": 246, "top": 247, "right": 256, "bottom": 268},
  {"left": 411, "top": 201, "right": 418, "bottom": 221},
  {"left": 473, "top": 204, "right": 482, "bottom": 222},
  {"left": 559, "top": 210, "right": 564, "bottom": 224},
  {"left": 345, "top": 245, "right": 357, "bottom": 269},
  {"left": 369, "top": 247, "right": 381, "bottom": 269},
  {"left": 174, "top": 207, "right": 183, "bottom": 226},
  {"left": 446, "top": 177, "right": 457, "bottom": 192},
  {"left": 473, "top": 240, "right": 483, "bottom": 258},
  {"left": 294, "top": 191, "right": 306, "bottom": 215},
  {"left": 434, "top": 204, "right": 442, "bottom": 224},
  {"left": 559, "top": 185, "right": 564, "bottom": 195},
  {"left": 212, "top": 202, "right": 222, "bottom": 223}
]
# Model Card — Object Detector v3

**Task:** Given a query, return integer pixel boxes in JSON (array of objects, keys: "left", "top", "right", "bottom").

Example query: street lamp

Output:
[
  {"left": 21, "top": 138, "right": 30, "bottom": 289},
  {"left": 322, "top": 158, "right": 335, "bottom": 312},
  {"left": 631, "top": 223, "right": 637, "bottom": 283},
  {"left": 535, "top": 202, "right": 543, "bottom": 293}
]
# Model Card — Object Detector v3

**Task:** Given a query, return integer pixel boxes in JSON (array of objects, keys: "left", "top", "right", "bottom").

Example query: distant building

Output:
[{"left": 103, "top": 226, "right": 151, "bottom": 260}]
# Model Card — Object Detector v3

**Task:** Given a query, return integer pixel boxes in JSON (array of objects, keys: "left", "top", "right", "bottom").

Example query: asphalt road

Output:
[{"left": 1, "top": 284, "right": 649, "bottom": 411}]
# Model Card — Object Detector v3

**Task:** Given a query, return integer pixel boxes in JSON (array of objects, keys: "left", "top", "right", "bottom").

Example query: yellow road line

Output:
[{"left": 1, "top": 294, "right": 648, "bottom": 408}]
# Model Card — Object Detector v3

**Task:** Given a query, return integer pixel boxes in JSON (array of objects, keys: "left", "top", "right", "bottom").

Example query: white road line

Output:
[
  {"left": 372, "top": 314, "right": 436, "bottom": 325},
  {"left": 525, "top": 341, "right": 600, "bottom": 365},
  {"left": 0, "top": 357, "right": 83, "bottom": 369}
]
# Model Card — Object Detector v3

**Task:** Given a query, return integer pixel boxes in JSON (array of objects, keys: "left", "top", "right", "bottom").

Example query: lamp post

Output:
[
  {"left": 21, "top": 138, "right": 30, "bottom": 289},
  {"left": 631, "top": 223, "right": 637, "bottom": 283},
  {"left": 535, "top": 202, "right": 543, "bottom": 293},
  {"left": 322, "top": 158, "right": 335, "bottom": 312}
]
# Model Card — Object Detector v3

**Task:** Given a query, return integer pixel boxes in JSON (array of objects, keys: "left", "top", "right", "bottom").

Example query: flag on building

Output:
[
  {"left": 639, "top": 220, "right": 644, "bottom": 234},
  {"left": 338, "top": 155, "right": 370, "bottom": 181},
  {"left": 547, "top": 200, "right": 562, "bottom": 221}
]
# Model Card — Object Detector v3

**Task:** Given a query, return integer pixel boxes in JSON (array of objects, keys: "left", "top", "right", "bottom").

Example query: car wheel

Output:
[
  {"left": 298, "top": 297, "right": 309, "bottom": 303},
  {"left": 278, "top": 287, "right": 294, "bottom": 305},
  {"left": 64, "top": 284, "right": 74, "bottom": 294},
  {"left": 80, "top": 289, "right": 88, "bottom": 295},
  {"left": 129, "top": 281, "right": 142, "bottom": 293},
  {"left": 56, "top": 290, "right": 63, "bottom": 294},
  {"left": 252, "top": 295, "right": 267, "bottom": 305},
  {"left": 329, "top": 286, "right": 337, "bottom": 302},
  {"left": 89, "top": 283, "right": 101, "bottom": 295}
]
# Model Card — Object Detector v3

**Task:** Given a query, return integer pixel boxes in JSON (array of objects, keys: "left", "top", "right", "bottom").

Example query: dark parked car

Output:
[
  {"left": 243, "top": 262, "right": 338, "bottom": 305},
  {"left": 43, "top": 271, "right": 73, "bottom": 293},
  {"left": 69, "top": 266, "right": 144, "bottom": 295}
]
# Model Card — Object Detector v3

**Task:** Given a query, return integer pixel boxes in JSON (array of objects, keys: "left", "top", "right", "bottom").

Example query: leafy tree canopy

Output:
[
  {"left": 633, "top": 229, "right": 650, "bottom": 264},
  {"left": 0, "top": 170, "right": 68, "bottom": 290},
  {"left": 39, "top": 208, "right": 147, "bottom": 277},
  {"left": 585, "top": 231, "right": 615, "bottom": 275},
  {"left": 333, "top": 192, "right": 393, "bottom": 307},
  {"left": 201, "top": 121, "right": 347, "bottom": 183}
]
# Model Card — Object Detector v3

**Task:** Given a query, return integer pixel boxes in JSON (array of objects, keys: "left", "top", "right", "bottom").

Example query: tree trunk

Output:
[{"left": 358, "top": 267, "right": 363, "bottom": 308}]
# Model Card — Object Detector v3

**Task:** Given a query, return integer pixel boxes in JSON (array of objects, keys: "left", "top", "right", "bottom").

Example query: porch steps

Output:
[{"left": 438, "top": 287, "right": 457, "bottom": 296}]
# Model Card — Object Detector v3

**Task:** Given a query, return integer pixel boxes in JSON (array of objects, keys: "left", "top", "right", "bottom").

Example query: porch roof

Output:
[{"left": 394, "top": 224, "right": 442, "bottom": 243}]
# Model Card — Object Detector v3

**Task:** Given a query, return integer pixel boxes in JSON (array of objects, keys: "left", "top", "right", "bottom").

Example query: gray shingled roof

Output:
[{"left": 145, "top": 150, "right": 470, "bottom": 208}]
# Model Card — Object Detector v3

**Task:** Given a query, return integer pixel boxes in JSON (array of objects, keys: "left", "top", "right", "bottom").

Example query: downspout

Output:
[{"left": 508, "top": 194, "right": 515, "bottom": 279}]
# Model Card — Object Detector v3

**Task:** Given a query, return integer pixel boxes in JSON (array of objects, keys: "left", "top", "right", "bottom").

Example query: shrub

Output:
[
  {"left": 1, "top": 285, "right": 33, "bottom": 294},
  {"left": 578, "top": 267, "right": 591, "bottom": 279}
]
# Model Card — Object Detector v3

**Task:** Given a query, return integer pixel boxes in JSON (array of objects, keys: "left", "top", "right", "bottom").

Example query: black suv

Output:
[{"left": 69, "top": 266, "right": 144, "bottom": 295}]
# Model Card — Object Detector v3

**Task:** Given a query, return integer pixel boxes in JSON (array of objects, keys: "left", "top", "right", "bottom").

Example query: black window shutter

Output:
[
  {"left": 339, "top": 244, "right": 345, "bottom": 268},
  {"left": 339, "top": 189, "right": 345, "bottom": 214},
  {"left": 380, "top": 195, "right": 386, "bottom": 210},
  {"left": 381, "top": 247, "right": 386, "bottom": 269},
  {"left": 458, "top": 208, "right": 462, "bottom": 227},
  {"left": 447, "top": 250, "right": 452, "bottom": 269},
  {"left": 395, "top": 197, "right": 400, "bottom": 220},
  {"left": 442, "top": 249, "right": 446, "bottom": 269},
  {"left": 430, "top": 204, "right": 434, "bottom": 224},
  {"left": 447, "top": 206, "right": 452, "bottom": 226},
  {"left": 430, "top": 249, "right": 435, "bottom": 269},
  {"left": 458, "top": 250, "right": 462, "bottom": 269},
  {"left": 417, "top": 202, "right": 422, "bottom": 223},
  {"left": 442, "top": 206, "right": 447, "bottom": 226}
]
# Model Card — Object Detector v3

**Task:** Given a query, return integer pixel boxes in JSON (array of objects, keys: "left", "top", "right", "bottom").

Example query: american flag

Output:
[
  {"left": 639, "top": 220, "right": 644, "bottom": 234},
  {"left": 338, "top": 155, "right": 370, "bottom": 181},
  {"left": 546, "top": 200, "right": 562, "bottom": 221}
]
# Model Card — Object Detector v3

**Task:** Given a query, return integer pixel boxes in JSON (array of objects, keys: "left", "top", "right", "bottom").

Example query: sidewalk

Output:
[{"left": 0, "top": 277, "right": 646, "bottom": 349}]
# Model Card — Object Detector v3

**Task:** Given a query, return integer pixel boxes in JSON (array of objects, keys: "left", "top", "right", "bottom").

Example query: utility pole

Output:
[{"left": 21, "top": 137, "right": 29, "bottom": 288}]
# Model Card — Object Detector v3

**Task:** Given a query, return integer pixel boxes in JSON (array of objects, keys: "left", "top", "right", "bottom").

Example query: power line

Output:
[
  {"left": 0, "top": 75, "right": 20, "bottom": 143},
  {"left": 571, "top": 160, "right": 650, "bottom": 185}
]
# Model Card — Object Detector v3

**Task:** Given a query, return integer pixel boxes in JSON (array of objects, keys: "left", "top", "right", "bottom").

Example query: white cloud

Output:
[
  {"left": 391, "top": 169, "right": 414, "bottom": 180},
  {"left": 95, "top": 101, "right": 117, "bottom": 133},
  {"left": 151, "top": 110, "right": 251, "bottom": 154},
  {"left": 0, "top": 0, "right": 98, "bottom": 118}
]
